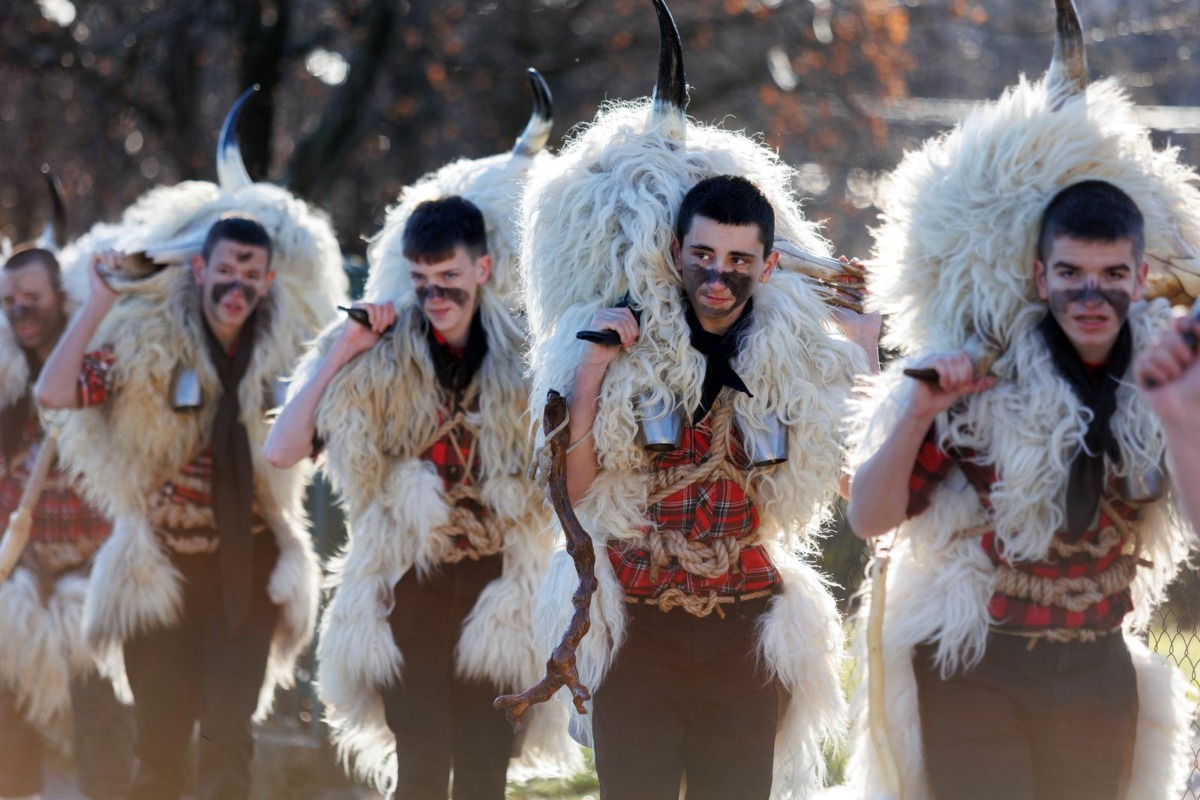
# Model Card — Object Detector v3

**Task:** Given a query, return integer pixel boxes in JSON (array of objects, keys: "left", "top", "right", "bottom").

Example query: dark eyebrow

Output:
[
  {"left": 727, "top": 250, "right": 757, "bottom": 260},
  {"left": 1051, "top": 260, "right": 1130, "bottom": 272}
]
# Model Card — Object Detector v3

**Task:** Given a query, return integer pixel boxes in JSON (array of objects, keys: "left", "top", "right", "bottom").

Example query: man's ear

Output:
[
  {"left": 191, "top": 254, "right": 206, "bottom": 285},
  {"left": 1132, "top": 260, "right": 1150, "bottom": 301},
  {"left": 760, "top": 250, "right": 780, "bottom": 283},
  {"left": 671, "top": 239, "right": 683, "bottom": 274},
  {"left": 475, "top": 254, "right": 493, "bottom": 285},
  {"left": 1034, "top": 258, "right": 1049, "bottom": 301},
  {"left": 262, "top": 270, "right": 277, "bottom": 295}
]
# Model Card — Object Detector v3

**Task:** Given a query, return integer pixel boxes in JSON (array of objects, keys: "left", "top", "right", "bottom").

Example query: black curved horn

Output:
[
  {"left": 512, "top": 68, "right": 554, "bottom": 157},
  {"left": 1047, "top": 0, "right": 1087, "bottom": 107},
  {"left": 37, "top": 164, "right": 68, "bottom": 252},
  {"left": 650, "top": 0, "right": 688, "bottom": 118},
  {"left": 217, "top": 85, "right": 259, "bottom": 191}
]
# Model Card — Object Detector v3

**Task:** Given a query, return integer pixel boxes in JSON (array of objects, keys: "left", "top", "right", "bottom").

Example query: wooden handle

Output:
[
  {"left": 903, "top": 367, "right": 940, "bottom": 384},
  {"left": 0, "top": 433, "right": 57, "bottom": 585}
]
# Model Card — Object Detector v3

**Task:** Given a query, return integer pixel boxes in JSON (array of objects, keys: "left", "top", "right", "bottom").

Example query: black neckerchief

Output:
[
  {"left": 1037, "top": 311, "right": 1133, "bottom": 536},
  {"left": 203, "top": 310, "right": 259, "bottom": 633},
  {"left": 425, "top": 308, "right": 488, "bottom": 406},
  {"left": 0, "top": 352, "right": 38, "bottom": 473},
  {"left": 685, "top": 298, "right": 755, "bottom": 424}
]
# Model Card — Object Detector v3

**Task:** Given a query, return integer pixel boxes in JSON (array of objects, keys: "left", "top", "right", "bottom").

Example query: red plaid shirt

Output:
[
  {"left": 610, "top": 411, "right": 780, "bottom": 598},
  {"left": 423, "top": 331, "right": 485, "bottom": 550},
  {"left": 0, "top": 410, "right": 111, "bottom": 576},
  {"left": 78, "top": 347, "right": 265, "bottom": 554},
  {"left": 907, "top": 426, "right": 1135, "bottom": 633}
]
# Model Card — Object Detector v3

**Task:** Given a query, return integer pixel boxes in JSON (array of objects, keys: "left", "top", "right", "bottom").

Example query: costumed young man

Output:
[
  {"left": 266, "top": 71, "right": 574, "bottom": 799},
  {"left": 33, "top": 91, "right": 346, "bottom": 800},
  {"left": 835, "top": 2, "right": 1200, "bottom": 798},
  {"left": 0, "top": 235, "right": 134, "bottom": 798},
  {"left": 1136, "top": 309, "right": 1200, "bottom": 531},
  {"left": 520, "top": 2, "right": 877, "bottom": 797}
]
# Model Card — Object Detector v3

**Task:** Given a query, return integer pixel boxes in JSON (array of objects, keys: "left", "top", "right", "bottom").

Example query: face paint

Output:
[
  {"left": 210, "top": 280, "right": 259, "bottom": 307},
  {"left": 682, "top": 263, "right": 755, "bottom": 314},
  {"left": 1049, "top": 283, "right": 1132, "bottom": 321},
  {"left": 415, "top": 284, "right": 471, "bottom": 307}
]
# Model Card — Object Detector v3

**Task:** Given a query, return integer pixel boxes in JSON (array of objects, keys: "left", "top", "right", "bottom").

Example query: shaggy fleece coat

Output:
[
  {"left": 303, "top": 132, "right": 573, "bottom": 793},
  {"left": 299, "top": 292, "right": 569, "bottom": 794},
  {"left": 0, "top": 339, "right": 96, "bottom": 728},
  {"left": 523, "top": 99, "right": 865, "bottom": 799},
  {"left": 829, "top": 70, "right": 1200, "bottom": 800},
  {"left": 54, "top": 179, "right": 346, "bottom": 720}
]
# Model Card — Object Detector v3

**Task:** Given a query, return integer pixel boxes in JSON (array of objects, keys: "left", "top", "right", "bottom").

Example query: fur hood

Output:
[{"left": 870, "top": 76, "right": 1200, "bottom": 361}]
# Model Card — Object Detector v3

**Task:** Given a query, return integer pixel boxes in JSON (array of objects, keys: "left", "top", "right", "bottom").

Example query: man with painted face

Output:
[
  {"left": 847, "top": 181, "right": 1184, "bottom": 798},
  {"left": 0, "top": 248, "right": 135, "bottom": 800},
  {"left": 36, "top": 215, "right": 287, "bottom": 800},
  {"left": 562, "top": 175, "right": 873, "bottom": 799},
  {"left": 266, "top": 195, "right": 562, "bottom": 798}
]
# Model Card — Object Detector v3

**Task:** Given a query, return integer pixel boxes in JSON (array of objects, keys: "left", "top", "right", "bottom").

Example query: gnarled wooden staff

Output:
[
  {"left": 0, "top": 431, "right": 58, "bottom": 585},
  {"left": 494, "top": 390, "right": 598, "bottom": 731}
]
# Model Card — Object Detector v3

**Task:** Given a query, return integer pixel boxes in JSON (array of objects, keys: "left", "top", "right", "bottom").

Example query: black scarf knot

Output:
[
  {"left": 1037, "top": 312, "right": 1132, "bottom": 537},
  {"left": 204, "top": 310, "right": 259, "bottom": 633},
  {"left": 685, "top": 299, "right": 754, "bottom": 424}
]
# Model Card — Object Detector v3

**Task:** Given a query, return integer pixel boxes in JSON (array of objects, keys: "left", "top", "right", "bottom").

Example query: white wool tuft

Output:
[
  {"left": 870, "top": 77, "right": 1200, "bottom": 360},
  {"left": 365, "top": 150, "right": 553, "bottom": 311}
]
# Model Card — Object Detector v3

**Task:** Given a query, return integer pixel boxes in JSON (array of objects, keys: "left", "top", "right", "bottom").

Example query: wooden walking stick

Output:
[
  {"left": 867, "top": 537, "right": 903, "bottom": 799},
  {"left": 0, "top": 431, "right": 58, "bottom": 585},
  {"left": 494, "top": 390, "right": 599, "bottom": 732}
]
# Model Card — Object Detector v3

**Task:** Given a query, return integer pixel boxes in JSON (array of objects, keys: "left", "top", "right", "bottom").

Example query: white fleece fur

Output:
[
  {"left": 53, "top": 178, "right": 344, "bottom": 720},
  {"left": 0, "top": 568, "right": 93, "bottom": 727},
  {"left": 522, "top": 94, "right": 864, "bottom": 796},
  {"left": 303, "top": 288, "right": 574, "bottom": 793},
  {"left": 832, "top": 60, "right": 1198, "bottom": 799}
]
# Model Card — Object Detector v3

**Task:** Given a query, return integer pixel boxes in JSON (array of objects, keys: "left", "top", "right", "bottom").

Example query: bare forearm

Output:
[
  {"left": 264, "top": 346, "right": 352, "bottom": 468},
  {"left": 564, "top": 361, "right": 608, "bottom": 505},
  {"left": 35, "top": 302, "right": 110, "bottom": 409},
  {"left": 847, "top": 407, "right": 935, "bottom": 538}
]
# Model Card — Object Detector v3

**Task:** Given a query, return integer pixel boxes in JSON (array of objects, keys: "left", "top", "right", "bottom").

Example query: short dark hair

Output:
[
  {"left": 1038, "top": 181, "right": 1144, "bottom": 264},
  {"left": 2, "top": 247, "right": 63, "bottom": 292},
  {"left": 675, "top": 175, "right": 775, "bottom": 258},
  {"left": 402, "top": 196, "right": 488, "bottom": 264},
  {"left": 201, "top": 214, "right": 273, "bottom": 265}
]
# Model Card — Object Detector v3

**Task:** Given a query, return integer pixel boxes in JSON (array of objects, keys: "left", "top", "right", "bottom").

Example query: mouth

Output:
[
  {"left": 698, "top": 291, "right": 732, "bottom": 308},
  {"left": 1071, "top": 312, "right": 1110, "bottom": 332},
  {"left": 222, "top": 300, "right": 247, "bottom": 317},
  {"left": 14, "top": 321, "right": 39, "bottom": 340}
]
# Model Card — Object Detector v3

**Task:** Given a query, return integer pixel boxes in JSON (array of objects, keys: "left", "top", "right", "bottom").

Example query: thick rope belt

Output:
[
  {"left": 414, "top": 392, "right": 506, "bottom": 564},
  {"left": 624, "top": 586, "right": 775, "bottom": 619},
  {"left": 955, "top": 498, "right": 1144, "bottom": 643},
  {"left": 438, "top": 483, "right": 504, "bottom": 563},
  {"left": 993, "top": 553, "right": 1137, "bottom": 613}
]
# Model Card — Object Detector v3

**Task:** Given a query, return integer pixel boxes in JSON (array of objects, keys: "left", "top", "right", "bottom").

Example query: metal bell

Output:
[
  {"left": 739, "top": 414, "right": 789, "bottom": 467},
  {"left": 636, "top": 394, "right": 684, "bottom": 453},
  {"left": 1120, "top": 462, "right": 1165, "bottom": 504},
  {"left": 170, "top": 365, "right": 202, "bottom": 412}
]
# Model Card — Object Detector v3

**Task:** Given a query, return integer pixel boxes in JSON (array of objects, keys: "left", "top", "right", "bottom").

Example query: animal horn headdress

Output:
[
  {"left": 364, "top": 68, "right": 555, "bottom": 310},
  {"left": 58, "top": 84, "right": 347, "bottom": 326},
  {"left": 869, "top": 0, "right": 1200, "bottom": 363}
]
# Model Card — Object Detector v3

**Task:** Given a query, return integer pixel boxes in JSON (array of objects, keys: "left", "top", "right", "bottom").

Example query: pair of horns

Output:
[{"left": 217, "top": 68, "right": 556, "bottom": 189}]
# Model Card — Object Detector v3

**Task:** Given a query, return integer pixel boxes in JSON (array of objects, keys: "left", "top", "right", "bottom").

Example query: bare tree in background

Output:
[{"left": 3, "top": 0, "right": 1198, "bottom": 260}]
